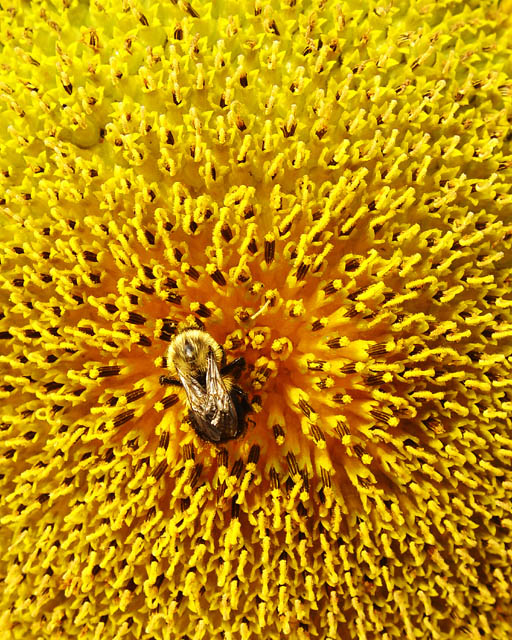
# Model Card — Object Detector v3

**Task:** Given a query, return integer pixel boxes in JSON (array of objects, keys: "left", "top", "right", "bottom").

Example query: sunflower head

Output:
[{"left": 1, "top": 0, "right": 512, "bottom": 638}]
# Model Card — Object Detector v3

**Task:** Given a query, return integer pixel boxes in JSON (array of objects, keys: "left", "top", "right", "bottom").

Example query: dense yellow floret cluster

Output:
[{"left": 1, "top": 0, "right": 512, "bottom": 638}]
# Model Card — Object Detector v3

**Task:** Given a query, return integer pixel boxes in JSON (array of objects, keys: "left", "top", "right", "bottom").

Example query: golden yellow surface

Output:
[{"left": 1, "top": 0, "right": 512, "bottom": 638}]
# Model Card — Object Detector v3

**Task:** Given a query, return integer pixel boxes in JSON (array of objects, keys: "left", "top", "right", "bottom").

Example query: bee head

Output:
[
  {"left": 182, "top": 338, "right": 196, "bottom": 362},
  {"left": 168, "top": 328, "right": 223, "bottom": 377}
]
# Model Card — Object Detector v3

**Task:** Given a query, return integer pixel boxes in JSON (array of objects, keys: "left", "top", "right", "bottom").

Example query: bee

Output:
[{"left": 159, "top": 329, "right": 251, "bottom": 443}]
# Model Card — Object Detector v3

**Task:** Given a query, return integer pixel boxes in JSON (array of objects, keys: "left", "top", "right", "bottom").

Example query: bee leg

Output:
[
  {"left": 159, "top": 375, "right": 181, "bottom": 386},
  {"left": 218, "top": 344, "right": 227, "bottom": 369},
  {"left": 231, "top": 383, "right": 251, "bottom": 413},
  {"left": 220, "top": 357, "right": 246, "bottom": 377},
  {"left": 230, "top": 384, "right": 252, "bottom": 437}
]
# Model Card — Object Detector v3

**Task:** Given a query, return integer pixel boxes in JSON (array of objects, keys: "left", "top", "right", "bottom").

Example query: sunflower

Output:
[{"left": 1, "top": 0, "right": 512, "bottom": 638}]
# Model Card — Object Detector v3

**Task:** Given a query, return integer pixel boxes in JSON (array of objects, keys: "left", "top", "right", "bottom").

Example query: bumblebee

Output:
[{"left": 160, "top": 329, "right": 251, "bottom": 443}]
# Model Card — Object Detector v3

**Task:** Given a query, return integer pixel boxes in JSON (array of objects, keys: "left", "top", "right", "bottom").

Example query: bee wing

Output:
[
  {"left": 176, "top": 350, "right": 238, "bottom": 442},
  {"left": 206, "top": 348, "right": 233, "bottom": 411},
  {"left": 176, "top": 369, "right": 207, "bottom": 416},
  {"left": 204, "top": 348, "right": 238, "bottom": 440},
  {"left": 177, "top": 371, "right": 221, "bottom": 442}
]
